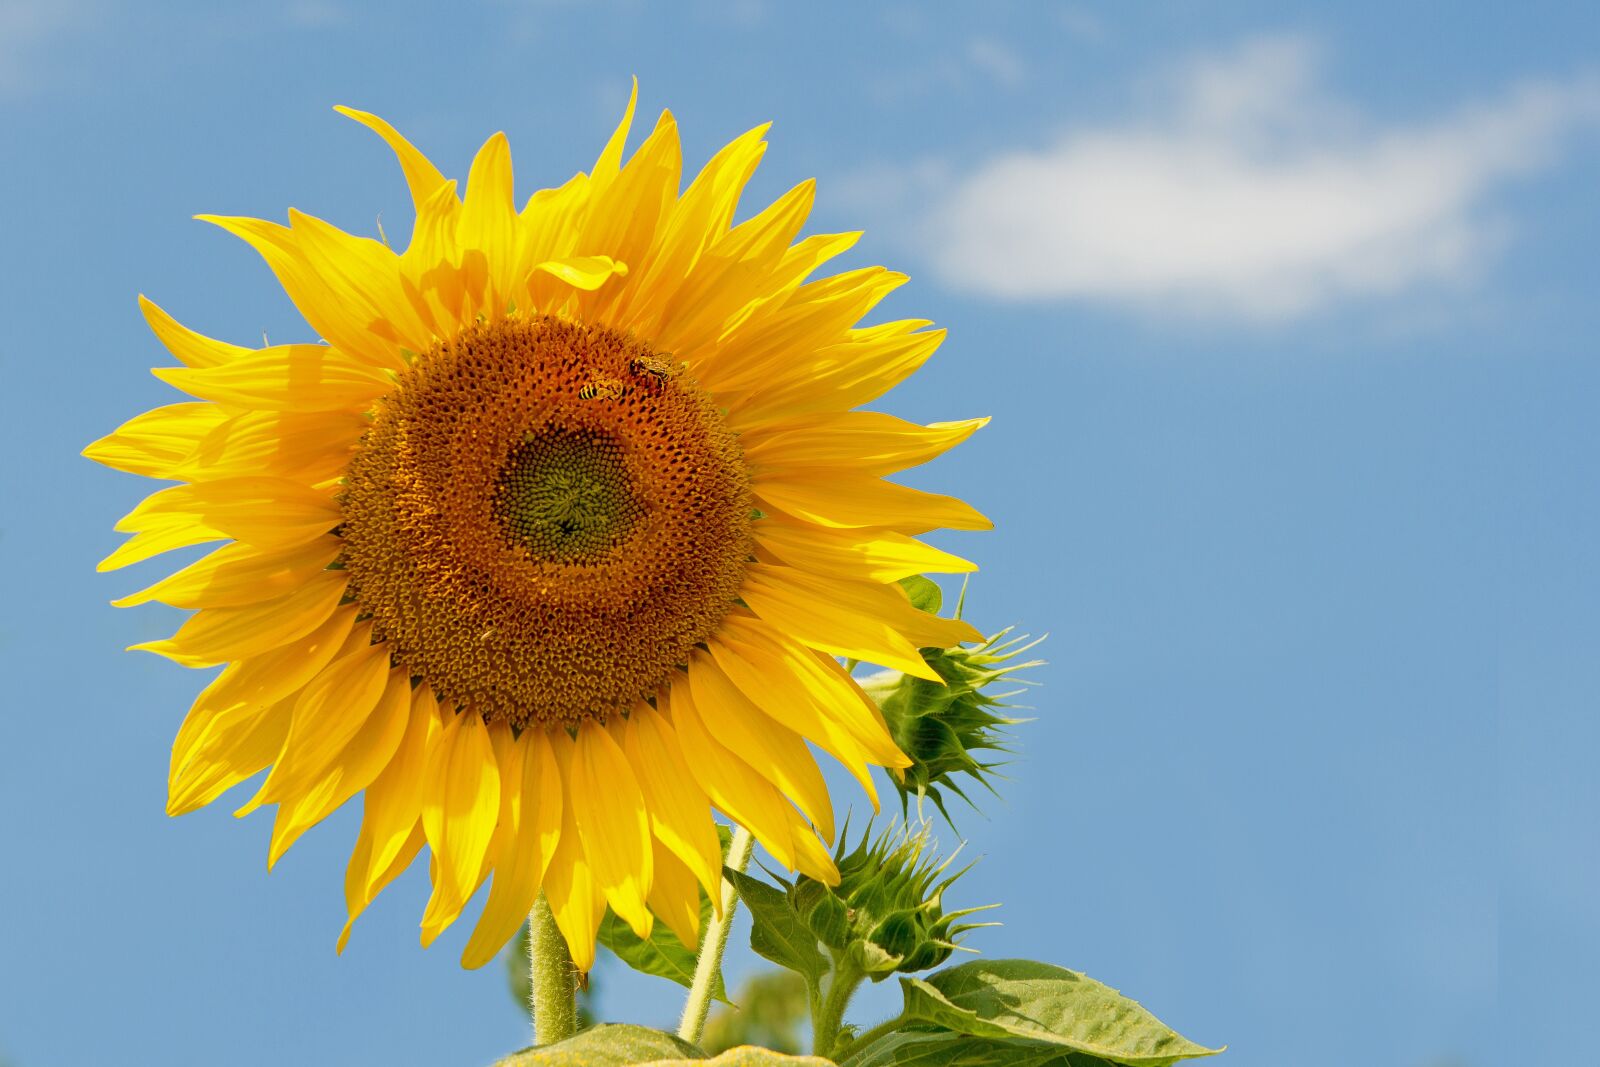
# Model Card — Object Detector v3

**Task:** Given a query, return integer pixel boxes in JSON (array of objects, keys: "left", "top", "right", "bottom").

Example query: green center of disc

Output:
[{"left": 491, "top": 428, "right": 640, "bottom": 560}]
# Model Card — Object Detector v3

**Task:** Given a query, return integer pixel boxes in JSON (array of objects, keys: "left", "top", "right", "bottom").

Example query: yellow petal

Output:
[
  {"left": 697, "top": 265, "right": 902, "bottom": 394},
  {"left": 237, "top": 625, "right": 389, "bottom": 820},
  {"left": 170, "top": 606, "right": 357, "bottom": 778},
  {"left": 754, "top": 474, "right": 991, "bottom": 535},
  {"left": 97, "top": 515, "right": 225, "bottom": 573},
  {"left": 647, "top": 840, "right": 704, "bottom": 951},
  {"left": 664, "top": 682, "right": 797, "bottom": 871},
  {"left": 531, "top": 255, "right": 629, "bottom": 291},
  {"left": 164, "top": 409, "right": 365, "bottom": 484},
  {"left": 542, "top": 730, "right": 606, "bottom": 973},
  {"left": 114, "top": 536, "right": 342, "bottom": 610},
  {"left": 109, "top": 476, "right": 341, "bottom": 565},
  {"left": 619, "top": 705, "right": 723, "bottom": 900},
  {"left": 459, "top": 131, "right": 520, "bottom": 305},
  {"left": 196, "top": 214, "right": 403, "bottom": 369},
  {"left": 743, "top": 414, "right": 988, "bottom": 478},
  {"left": 139, "top": 295, "right": 252, "bottom": 368},
  {"left": 287, "top": 208, "right": 430, "bottom": 352},
  {"left": 705, "top": 629, "right": 890, "bottom": 808},
  {"left": 420, "top": 709, "right": 500, "bottom": 945},
  {"left": 334, "top": 106, "right": 451, "bottom": 214},
  {"left": 654, "top": 180, "right": 816, "bottom": 359},
  {"left": 686, "top": 653, "right": 834, "bottom": 842},
  {"left": 611, "top": 122, "right": 769, "bottom": 332},
  {"left": 754, "top": 521, "right": 975, "bottom": 584},
  {"left": 83, "top": 402, "right": 229, "bottom": 478},
  {"left": 167, "top": 694, "right": 294, "bottom": 816},
  {"left": 129, "top": 567, "right": 349, "bottom": 667},
  {"left": 738, "top": 564, "right": 935, "bottom": 679},
  {"left": 264, "top": 664, "right": 412, "bottom": 865},
  {"left": 338, "top": 821, "right": 425, "bottom": 954},
  {"left": 732, "top": 326, "right": 944, "bottom": 427},
  {"left": 591, "top": 78, "right": 639, "bottom": 188},
  {"left": 570, "top": 720, "right": 653, "bottom": 939},
  {"left": 153, "top": 344, "right": 394, "bottom": 411},
  {"left": 339, "top": 686, "right": 440, "bottom": 949},
  {"left": 579, "top": 110, "right": 681, "bottom": 316},
  {"left": 461, "top": 727, "right": 564, "bottom": 969},
  {"left": 713, "top": 613, "right": 907, "bottom": 770}
]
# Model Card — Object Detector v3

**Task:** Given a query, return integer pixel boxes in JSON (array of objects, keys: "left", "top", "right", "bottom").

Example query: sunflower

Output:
[{"left": 86, "top": 86, "right": 989, "bottom": 971}]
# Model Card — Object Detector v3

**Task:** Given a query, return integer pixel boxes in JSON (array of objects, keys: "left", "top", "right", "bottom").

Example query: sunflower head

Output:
[
  {"left": 85, "top": 84, "right": 992, "bottom": 971},
  {"left": 787, "top": 822, "right": 990, "bottom": 980}
]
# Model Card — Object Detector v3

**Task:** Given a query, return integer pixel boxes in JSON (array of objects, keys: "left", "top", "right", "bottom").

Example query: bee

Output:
[
  {"left": 628, "top": 352, "right": 676, "bottom": 393},
  {"left": 578, "top": 375, "right": 627, "bottom": 401}
]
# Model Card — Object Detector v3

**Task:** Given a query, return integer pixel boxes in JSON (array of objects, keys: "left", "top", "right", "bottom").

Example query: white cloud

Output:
[
  {"left": 926, "top": 36, "right": 1600, "bottom": 319},
  {"left": 0, "top": 0, "right": 95, "bottom": 97},
  {"left": 968, "top": 38, "right": 1027, "bottom": 89},
  {"left": 284, "top": 0, "right": 349, "bottom": 28}
]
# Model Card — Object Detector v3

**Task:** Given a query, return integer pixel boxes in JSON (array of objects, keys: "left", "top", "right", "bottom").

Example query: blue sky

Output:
[{"left": 1, "top": 2, "right": 1595, "bottom": 1065}]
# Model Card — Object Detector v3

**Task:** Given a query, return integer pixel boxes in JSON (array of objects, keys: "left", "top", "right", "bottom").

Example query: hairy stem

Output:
[
  {"left": 529, "top": 892, "right": 578, "bottom": 1046},
  {"left": 811, "top": 958, "right": 866, "bottom": 1058},
  {"left": 677, "top": 824, "right": 756, "bottom": 1045}
]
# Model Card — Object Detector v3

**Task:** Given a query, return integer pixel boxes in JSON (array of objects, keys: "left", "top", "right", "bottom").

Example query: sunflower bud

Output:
[
  {"left": 787, "top": 823, "right": 993, "bottom": 981},
  {"left": 859, "top": 580, "right": 1043, "bottom": 821}
]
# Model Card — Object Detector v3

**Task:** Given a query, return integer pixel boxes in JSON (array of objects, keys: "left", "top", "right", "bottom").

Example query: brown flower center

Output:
[{"left": 338, "top": 315, "right": 753, "bottom": 727}]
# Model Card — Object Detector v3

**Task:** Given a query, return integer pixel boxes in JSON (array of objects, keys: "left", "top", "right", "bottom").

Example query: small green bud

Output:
[
  {"left": 787, "top": 822, "right": 995, "bottom": 982},
  {"left": 862, "top": 582, "right": 1044, "bottom": 822}
]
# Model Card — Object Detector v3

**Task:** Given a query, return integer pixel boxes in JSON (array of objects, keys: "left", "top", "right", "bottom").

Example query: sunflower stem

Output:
[
  {"left": 677, "top": 824, "right": 755, "bottom": 1045},
  {"left": 529, "top": 892, "right": 578, "bottom": 1046},
  {"left": 811, "top": 955, "right": 866, "bottom": 1058}
]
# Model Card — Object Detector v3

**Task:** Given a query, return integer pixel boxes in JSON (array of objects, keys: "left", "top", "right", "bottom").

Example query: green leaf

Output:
[
  {"left": 495, "top": 1023, "right": 703, "bottom": 1067},
  {"left": 842, "top": 1032, "right": 1117, "bottom": 1067},
  {"left": 661, "top": 1050, "right": 833, "bottom": 1067},
  {"left": 899, "top": 960, "right": 1222, "bottom": 1067},
  {"left": 898, "top": 575, "right": 943, "bottom": 615},
  {"left": 598, "top": 895, "right": 728, "bottom": 1001},
  {"left": 726, "top": 868, "right": 829, "bottom": 984}
]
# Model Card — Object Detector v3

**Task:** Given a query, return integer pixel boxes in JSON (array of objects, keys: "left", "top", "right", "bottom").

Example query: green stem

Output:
[
  {"left": 528, "top": 892, "right": 578, "bottom": 1046},
  {"left": 677, "top": 824, "right": 756, "bottom": 1045},
  {"left": 839, "top": 1013, "right": 911, "bottom": 1059},
  {"left": 811, "top": 959, "right": 866, "bottom": 1058}
]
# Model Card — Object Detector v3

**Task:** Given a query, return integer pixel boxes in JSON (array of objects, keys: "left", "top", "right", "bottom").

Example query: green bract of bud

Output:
[
  {"left": 785, "top": 822, "right": 995, "bottom": 982},
  {"left": 860, "top": 578, "right": 1044, "bottom": 822}
]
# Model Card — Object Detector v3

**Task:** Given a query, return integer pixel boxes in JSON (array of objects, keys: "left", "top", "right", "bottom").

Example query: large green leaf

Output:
[
  {"left": 899, "top": 960, "right": 1222, "bottom": 1067},
  {"left": 496, "top": 1023, "right": 703, "bottom": 1067},
  {"left": 640, "top": 1049, "right": 834, "bottom": 1067},
  {"left": 598, "top": 893, "right": 727, "bottom": 1001},
  {"left": 842, "top": 1032, "right": 1116, "bottom": 1067},
  {"left": 725, "top": 869, "right": 829, "bottom": 984}
]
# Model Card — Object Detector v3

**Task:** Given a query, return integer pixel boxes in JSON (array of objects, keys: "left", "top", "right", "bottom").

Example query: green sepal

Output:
[
  {"left": 898, "top": 960, "right": 1222, "bottom": 1067},
  {"left": 494, "top": 1023, "right": 703, "bottom": 1067}
]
